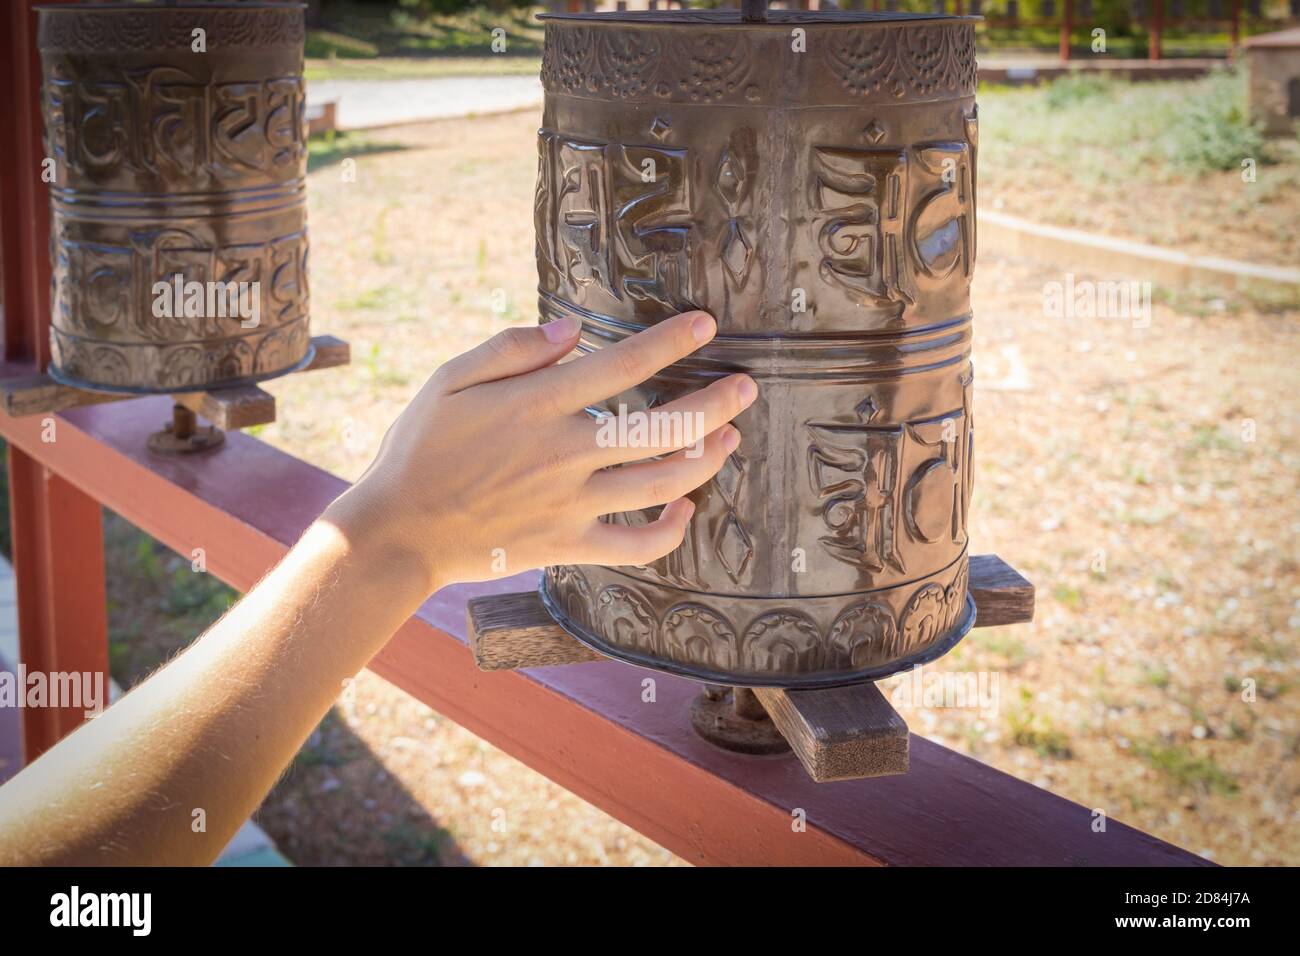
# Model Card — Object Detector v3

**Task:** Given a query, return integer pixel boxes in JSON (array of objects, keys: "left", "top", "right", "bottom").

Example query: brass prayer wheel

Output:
[
  {"left": 537, "top": 8, "right": 980, "bottom": 688},
  {"left": 37, "top": 1, "right": 312, "bottom": 393}
]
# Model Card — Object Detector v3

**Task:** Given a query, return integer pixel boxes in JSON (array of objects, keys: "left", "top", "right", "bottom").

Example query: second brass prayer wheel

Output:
[
  {"left": 537, "top": 9, "right": 980, "bottom": 688},
  {"left": 37, "top": 1, "right": 312, "bottom": 393}
]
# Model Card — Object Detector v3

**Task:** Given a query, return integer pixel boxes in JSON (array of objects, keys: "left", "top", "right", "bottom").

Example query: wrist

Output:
[{"left": 321, "top": 476, "right": 446, "bottom": 602}]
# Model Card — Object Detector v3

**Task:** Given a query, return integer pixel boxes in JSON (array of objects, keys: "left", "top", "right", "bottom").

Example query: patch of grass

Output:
[
  {"left": 1042, "top": 73, "right": 1115, "bottom": 110},
  {"left": 363, "top": 342, "right": 411, "bottom": 387},
  {"left": 1140, "top": 663, "right": 1171, "bottom": 690},
  {"left": 313, "top": 2, "right": 543, "bottom": 58},
  {"left": 1185, "top": 423, "right": 1238, "bottom": 455},
  {"left": 975, "top": 627, "right": 1030, "bottom": 667},
  {"left": 1007, "top": 688, "right": 1074, "bottom": 759},
  {"left": 977, "top": 66, "right": 1283, "bottom": 202},
  {"left": 382, "top": 822, "right": 455, "bottom": 866},
  {"left": 1136, "top": 741, "right": 1238, "bottom": 795},
  {"left": 1161, "top": 69, "right": 1265, "bottom": 174},
  {"left": 336, "top": 284, "right": 408, "bottom": 313},
  {"left": 371, "top": 202, "right": 399, "bottom": 266},
  {"left": 1053, "top": 583, "right": 1082, "bottom": 609},
  {"left": 306, "top": 28, "right": 380, "bottom": 60},
  {"left": 1113, "top": 506, "right": 1176, "bottom": 527},
  {"left": 307, "top": 131, "right": 408, "bottom": 175}
]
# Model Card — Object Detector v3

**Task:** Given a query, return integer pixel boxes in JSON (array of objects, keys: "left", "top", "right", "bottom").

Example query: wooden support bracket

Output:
[
  {"left": 0, "top": 334, "right": 351, "bottom": 425},
  {"left": 173, "top": 385, "right": 276, "bottom": 431},
  {"left": 469, "top": 591, "right": 603, "bottom": 670},
  {"left": 466, "top": 554, "right": 1034, "bottom": 783},
  {"left": 753, "top": 683, "right": 909, "bottom": 781}
]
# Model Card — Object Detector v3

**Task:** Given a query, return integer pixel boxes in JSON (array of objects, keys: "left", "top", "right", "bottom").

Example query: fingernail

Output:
[
  {"left": 722, "top": 426, "right": 741, "bottom": 452},
  {"left": 681, "top": 499, "right": 696, "bottom": 521},
  {"left": 543, "top": 317, "right": 578, "bottom": 343},
  {"left": 690, "top": 312, "right": 716, "bottom": 344},
  {"left": 737, "top": 375, "right": 758, "bottom": 407}
]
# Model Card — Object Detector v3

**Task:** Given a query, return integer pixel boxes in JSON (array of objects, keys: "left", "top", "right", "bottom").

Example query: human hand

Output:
[{"left": 325, "top": 311, "right": 757, "bottom": 593}]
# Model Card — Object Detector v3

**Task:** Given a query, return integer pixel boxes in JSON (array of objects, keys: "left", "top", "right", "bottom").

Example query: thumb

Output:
[{"left": 434, "top": 317, "right": 580, "bottom": 393}]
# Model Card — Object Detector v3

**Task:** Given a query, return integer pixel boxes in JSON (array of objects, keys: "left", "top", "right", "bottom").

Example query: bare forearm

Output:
[{"left": 0, "top": 508, "right": 430, "bottom": 866}]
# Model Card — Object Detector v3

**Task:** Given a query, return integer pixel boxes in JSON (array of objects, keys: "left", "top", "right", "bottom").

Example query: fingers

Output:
[
  {"left": 433, "top": 318, "right": 581, "bottom": 393},
  {"left": 583, "top": 426, "right": 740, "bottom": 515},
  {"left": 581, "top": 498, "right": 696, "bottom": 567},
  {"left": 590, "top": 372, "right": 756, "bottom": 465},
  {"left": 534, "top": 310, "right": 716, "bottom": 413}
]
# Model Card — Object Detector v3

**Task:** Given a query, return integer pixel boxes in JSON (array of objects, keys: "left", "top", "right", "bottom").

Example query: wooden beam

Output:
[
  {"left": 0, "top": 373, "right": 128, "bottom": 418},
  {"left": 174, "top": 385, "right": 275, "bottom": 431},
  {"left": 1061, "top": 0, "right": 1073, "bottom": 61},
  {"left": 303, "top": 334, "right": 350, "bottom": 371},
  {"left": 1, "top": 336, "right": 351, "bottom": 420},
  {"left": 7, "top": 447, "right": 110, "bottom": 761},
  {"left": 754, "top": 683, "right": 909, "bottom": 782},
  {"left": 969, "top": 553, "right": 1035, "bottom": 626},
  {"left": 468, "top": 591, "right": 603, "bottom": 670},
  {"left": 0, "top": 397, "right": 1212, "bottom": 866},
  {"left": 467, "top": 553, "right": 1035, "bottom": 673}
]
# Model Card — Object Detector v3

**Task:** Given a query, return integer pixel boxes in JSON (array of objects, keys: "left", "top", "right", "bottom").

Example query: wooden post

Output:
[
  {"left": 1230, "top": 0, "right": 1240, "bottom": 54},
  {"left": 0, "top": 0, "right": 111, "bottom": 762},
  {"left": 7, "top": 453, "right": 110, "bottom": 761},
  {"left": 0, "top": 1, "right": 52, "bottom": 368},
  {"left": 1061, "top": 0, "right": 1073, "bottom": 60},
  {"left": 1150, "top": 0, "right": 1163, "bottom": 59}
]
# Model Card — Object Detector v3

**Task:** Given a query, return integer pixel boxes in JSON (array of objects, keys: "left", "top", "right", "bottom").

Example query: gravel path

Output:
[{"left": 308, "top": 76, "right": 542, "bottom": 129}]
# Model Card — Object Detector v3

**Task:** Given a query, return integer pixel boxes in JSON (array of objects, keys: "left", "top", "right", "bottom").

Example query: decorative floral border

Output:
[{"left": 541, "top": 20, "right": 977, "bottom": 106}]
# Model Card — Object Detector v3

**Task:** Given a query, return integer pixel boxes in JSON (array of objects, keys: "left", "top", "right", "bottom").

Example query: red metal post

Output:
[
  {"left": 0, "top": 0, "right": 110, "bottom": 762},
  {"left": 1151, "top": 0, "right": 1163, "bottom": 59},
  {"left": 1061, "top": 0, "right": 1073, "bottom": 60}
]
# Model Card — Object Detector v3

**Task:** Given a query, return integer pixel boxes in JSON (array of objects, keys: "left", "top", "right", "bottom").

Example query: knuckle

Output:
[
  {"left": 429, "top": 362, "right": 457, "bottom": 390},
  {"left": 488, "top": 327, "right": 529, "bottom": 361},
  {"left": 539, "top": 447, "right": 572, "bottom": 478},
  {"left": 528, "top": 387, "right": 566, "bottom": 421}
]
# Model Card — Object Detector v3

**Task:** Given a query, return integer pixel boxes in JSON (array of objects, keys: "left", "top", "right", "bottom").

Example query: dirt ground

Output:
[{"left": 106, "top": 105, "right": 1298, "bottom": 866}]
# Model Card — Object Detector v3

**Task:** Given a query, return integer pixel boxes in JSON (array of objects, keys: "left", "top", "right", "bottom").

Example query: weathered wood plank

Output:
[
  {"left": 0, "top": 335, "right": 349, "bottom": 420},
  {"left": 969, "top": 553, "right": 1035, "bottom": 627},
  {"left": 468, "top": 592, "right": 603, "bottom": 670},
  {"left": 0, "top": 374, "right": 126, "bottom": 417},
  {"left": 753, "top": 683, "right": 909, "bottom": 782},
  {"left": 304, "top": 334, "right": 350, "bottom": 371},
  {"left": 174, "top": 385, "right": 276, "bottom": 431}
]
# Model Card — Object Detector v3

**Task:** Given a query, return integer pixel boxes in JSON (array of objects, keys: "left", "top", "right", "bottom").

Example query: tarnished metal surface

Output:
[
  {"left": 538, "top": 10, "right": 980, "bottom": 687},
  {"left": 37, "top": 1, "right": 311, "bottom": 393}
]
